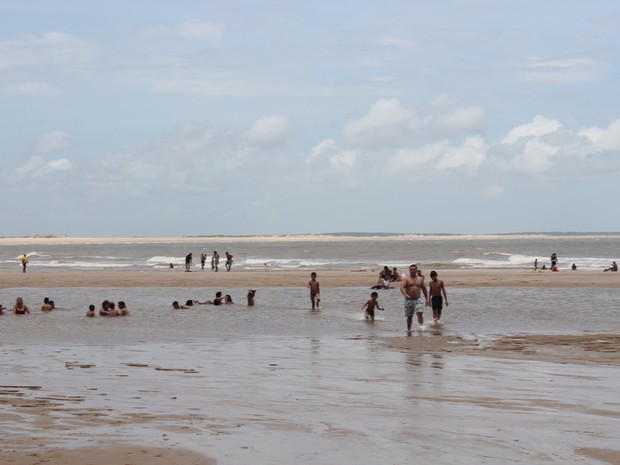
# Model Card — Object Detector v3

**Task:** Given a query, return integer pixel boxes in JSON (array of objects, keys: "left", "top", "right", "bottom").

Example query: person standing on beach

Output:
[
  {"left": 551, "top": 253, "right": 557, "bottom": 268},
  {"left": 225, "top": 252, "right": 233, "bottom": 272},
  {"left": 400, "top": 264, "right": 429, "bottom": 331},
  {"left": 534, "top": 259, "right": 538, "bottom": 271},
  {"left": 428, "top": 271, "right": 448, "bottom": 325},
  {"left": 211, "top": 251, "right": 219, "bottom": 271},
  {"left": 308, "top": 272, "right": 321, "bottom": 309},
  {"left": 185, "top": 253, "right": 193, "bottom": 271},
  {"left": 200, "top": 253, "right": 207, "bottom": 270},
  {"left": 21, "top": 254, "right": 28, "bottom": 273}
]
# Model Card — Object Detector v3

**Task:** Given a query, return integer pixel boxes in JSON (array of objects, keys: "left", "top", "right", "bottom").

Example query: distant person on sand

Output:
[
  {"left": 572, "top": 263, "right": 577, "bottom": 270},
  {"left": 308, "top": 272, "right": 321, "bottom": 309},
  {"left": 391, "top": 267, "right": 402, "bottom": 282},
  {"left": 225, "top": 252, "right": 233, "bottom": 272},
  {"left": 200, "top": 253, "right": 207, "bottom": 270},
  {"left": 428, "top": 271, "right": 448, "bottom": 325},
  {"left": 185, "top": 253, "right": 193, "bottom": 271},
  {"left": 21, "top": 254, "right": 28, "bottom": 273},
  {"left": 400, "top": 264, "right": 429, "bottom": 332},
  {"left": 604, "top": 261, "right": 618, "bottom": 272},
  {"left": 534, "top": 259, "right": 538, "bottom": 271},
  {"left": 362, "top": 291, "right": 384, "bottom": 321},
  {"left": 551, "top": 253, "right": 557, "bottom": 268},
  {"left": 13, "top": 297, "right": 30, "bottom": 315},
  {"left": 211, "top": 251, "right": 220, "bottom": 271}
]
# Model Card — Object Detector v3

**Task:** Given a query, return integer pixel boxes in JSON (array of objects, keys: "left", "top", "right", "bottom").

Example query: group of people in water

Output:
[
  {"left": 86, "top": 300, "right": 130, "bottom": 317},
  {"left": 360, "top": 265, "right": 448, "bottom": 331},
  {"left": 534, "top": 254, "right": 618, "bottom": 272},
  {"left": 172, "top": 291, "right": 235, "bottom": 308},
  {"left": 1, "top": 296, "right": 56, "bottom": 315}
]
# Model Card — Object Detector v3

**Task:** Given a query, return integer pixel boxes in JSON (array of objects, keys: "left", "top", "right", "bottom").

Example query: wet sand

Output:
[
  {"left": 2, "top": 262, "right": 620, "bottom": 463},
  {"left": 1, "top": 332, "right": 619, "bottom": 464},
  {"left": 2, "top": 268, "right": 619, "bottom": 289}
]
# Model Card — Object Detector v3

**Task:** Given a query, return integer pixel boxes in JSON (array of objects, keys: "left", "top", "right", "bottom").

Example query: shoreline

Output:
[
  {"left": 1, "top": 268, "right": 619, "bottom": 289},
  {"left": 3, "top": 232, "right": 620, "bottom": 246}
]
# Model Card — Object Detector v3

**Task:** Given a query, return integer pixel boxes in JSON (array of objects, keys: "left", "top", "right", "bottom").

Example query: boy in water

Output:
[
  {"left": 428, "top": 271, "right": 448, "bottom": 325},
  {"left": 362, "top": 291, "right": 384, "bottom": 321},
  {"left": 86, "top": 304, "right": 96, "bottom": 317},
  {"left": 308, "top": 272, "right": 320, "bottom": 309}
]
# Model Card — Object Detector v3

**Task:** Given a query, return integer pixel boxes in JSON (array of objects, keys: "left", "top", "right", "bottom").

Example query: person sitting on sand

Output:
[
  {"left": 86, "top": 304, "right": 96, "bottom": 317},
  {"left": 604, "top": 261, "right": 618, "bottom": 272},
  {"left": 390, "top": 267, "right": 402, "bottom": 282},
  {"left": 13, "top": 297, "right": 30, "bottom": 315}
]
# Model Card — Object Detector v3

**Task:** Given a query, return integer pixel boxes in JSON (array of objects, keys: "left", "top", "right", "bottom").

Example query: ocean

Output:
[
  {"left": 2, "top": 234, "right": 620, "bottom": 464},
  {"left": 3, "top": 233, "right": 620, "bottom": 273}
]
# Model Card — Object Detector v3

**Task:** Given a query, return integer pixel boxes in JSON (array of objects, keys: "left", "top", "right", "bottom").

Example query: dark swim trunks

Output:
[{"left": 431, "top": 295, "right": 443, "bottom": 310}]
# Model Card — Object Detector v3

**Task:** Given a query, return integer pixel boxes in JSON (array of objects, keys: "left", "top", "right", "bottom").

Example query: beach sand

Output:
[
  {"left": 2, "top": 263, "right": 619, "bottom": 464},
  {"left": 1, "top": 268, "right": 619, "bottom": 289}
]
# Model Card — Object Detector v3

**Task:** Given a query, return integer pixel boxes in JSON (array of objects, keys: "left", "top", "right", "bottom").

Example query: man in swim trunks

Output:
[{"left": 400, "top": 264, "right": 429, "bottom": 331}]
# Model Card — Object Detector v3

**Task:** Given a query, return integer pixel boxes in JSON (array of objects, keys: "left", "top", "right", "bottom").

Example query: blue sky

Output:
[{"left": 1, "top": 0, "right": 619, "bottom": 236}]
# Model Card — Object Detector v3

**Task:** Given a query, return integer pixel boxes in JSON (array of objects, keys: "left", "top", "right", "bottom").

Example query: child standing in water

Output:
[
  {"left": 362, "top": 291, "right": 384, "bottom": 321},
  {"left": 308, "top": 272, "right": 320, "bottom": 309},
  {"left": 428, "top": 270, "right": 448, "bottom": 325}
]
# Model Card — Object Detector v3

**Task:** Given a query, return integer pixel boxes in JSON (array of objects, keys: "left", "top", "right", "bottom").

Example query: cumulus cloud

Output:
[
  {"left": 342, "top": 97, "right": 485, "bottom": 148},
  {"left": 36, "top": 130, "right": 70, "bottom": 153},
  {"left": 501, "top": 115, "right": 562, "bottom": 145},
  {"left": 342, "top": 98, "right": 416, "bottom": 147},
  {"left": 436, "top": 136, "right": 487, "bottom": 172},
  {"left": 12, "top": 156, "right": 72, "bottom": 179},
  {"left": 308, "top": 138, "right": 336, "bottom": 163},
  {"left": 244, "top": 115, "right": 290, "bottom": 146}
]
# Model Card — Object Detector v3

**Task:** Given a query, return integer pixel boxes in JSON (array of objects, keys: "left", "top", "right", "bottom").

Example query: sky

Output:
[{"left": 1, "top": 0, "right": 620, "bottom": 237}]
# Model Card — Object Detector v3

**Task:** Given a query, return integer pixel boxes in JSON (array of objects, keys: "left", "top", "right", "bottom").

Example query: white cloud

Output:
[
  {"left": 177, "top": 19, "right": 224, "bottom": 43},
  {"left": 47, "top": 158, "right": 72, "bottom": 171},
  {"left": 501, "top": 116, "right": 562, "bottom": 145},
  {"left": 308, "top": 138, "right": 336, "bottom": 163},
  {"left": 244, "top": 115, "right": 290, "bottom": 146},
  {"left": 510, "top": 56, "right": 609, "bottom": 84},
  {"left": 436, "top": 136, "right": 487, "bottom": 172},
  {"left": 329, "top": 150, "right": 358, "bottom": 171},
  {"left": 36, "top": 130, "right": 70, "bottom": 153},
  {"left": 580, "top": 118, "right": 620, "bottom": 150},
  {"left": 342, "top": 98, "right": 415, "bottom": 146}
]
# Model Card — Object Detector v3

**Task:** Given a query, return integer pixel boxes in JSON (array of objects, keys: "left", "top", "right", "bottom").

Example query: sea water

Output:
[{"left": 2, "top": 233, "right": 620, "bottom": 272}]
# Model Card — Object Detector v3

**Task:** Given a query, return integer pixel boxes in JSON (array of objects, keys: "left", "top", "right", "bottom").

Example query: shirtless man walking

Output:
[{"left": 400, "top": 264, "right": 429, "bottom": 331}]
